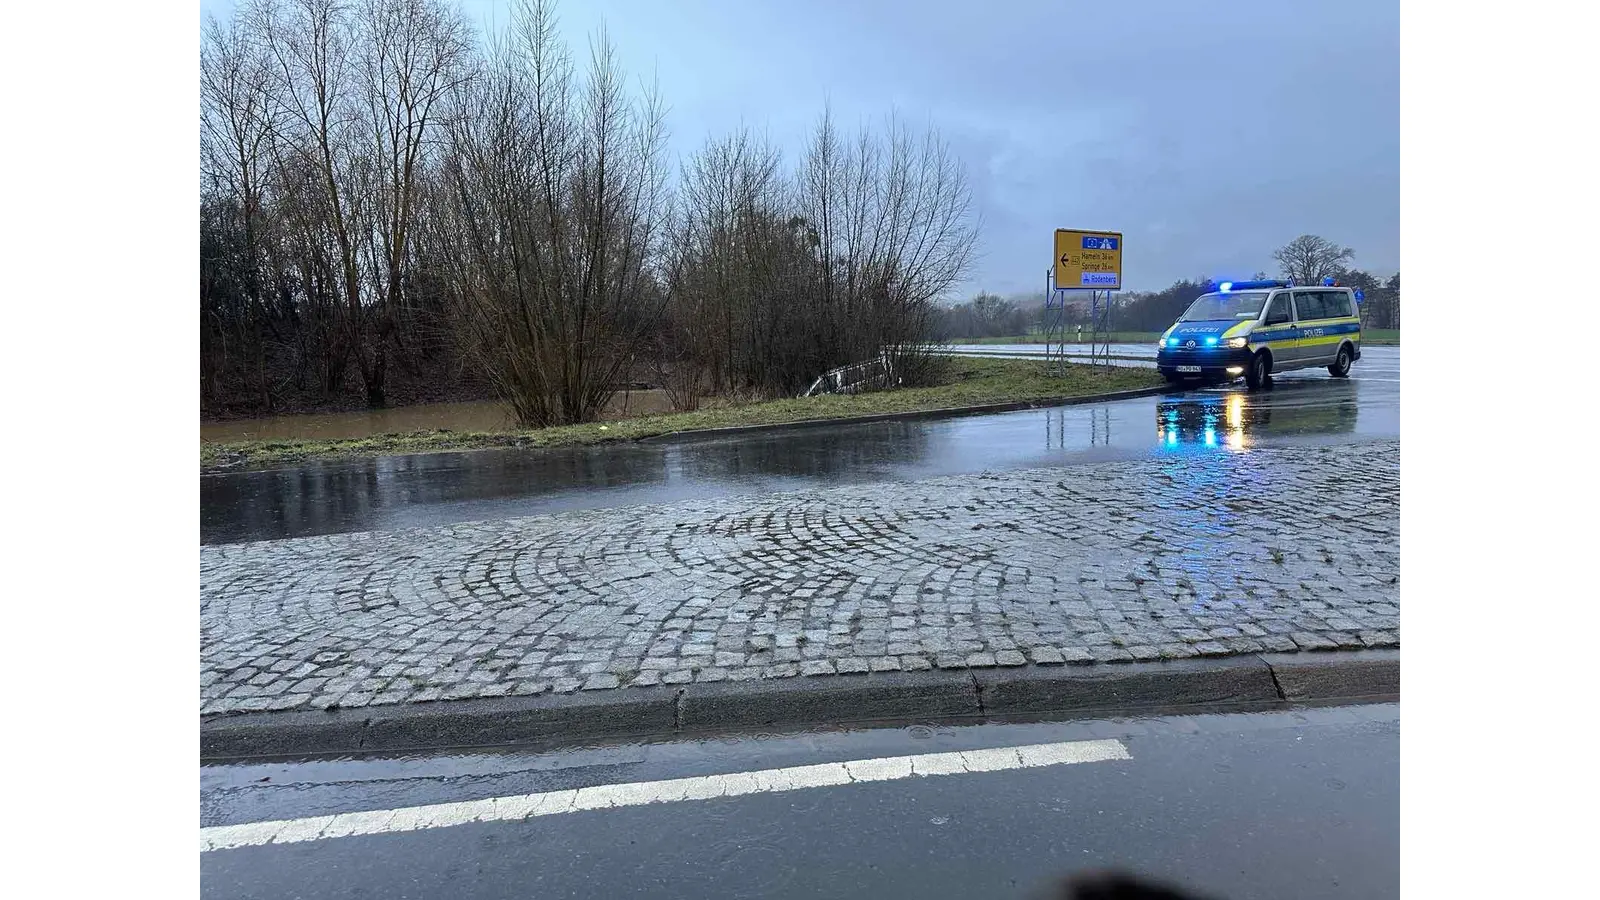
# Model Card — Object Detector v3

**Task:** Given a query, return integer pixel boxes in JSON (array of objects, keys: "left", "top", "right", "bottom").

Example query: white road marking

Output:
[{"left": 200, "top": 738, "right": 1129, "bottom": 852}]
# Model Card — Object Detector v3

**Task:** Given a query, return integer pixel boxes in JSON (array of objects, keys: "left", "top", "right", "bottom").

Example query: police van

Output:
[{"left": 1155, "top": 279, "right": 1362, "bottom": 390}]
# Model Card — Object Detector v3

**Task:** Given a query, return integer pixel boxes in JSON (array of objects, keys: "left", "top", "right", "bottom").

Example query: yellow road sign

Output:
[{"left": 1054, "top": 229, "right": 1123, "bottom": 290}]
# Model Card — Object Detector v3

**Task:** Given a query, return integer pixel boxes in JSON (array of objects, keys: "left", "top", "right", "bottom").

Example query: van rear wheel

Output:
[
  {"left": 1245, "top": 352, "right": 1270, "bottom": 390},
  {"left": 1328, "top": 345, "right": 1353, "bottom": 378}
]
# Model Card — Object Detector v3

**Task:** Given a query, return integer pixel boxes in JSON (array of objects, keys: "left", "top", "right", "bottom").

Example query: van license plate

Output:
[{"left": 1177, "top": 365, "right": 1201, "bottom": 373}]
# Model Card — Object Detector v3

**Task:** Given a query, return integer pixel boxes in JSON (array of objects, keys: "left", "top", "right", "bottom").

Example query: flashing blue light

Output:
[
  {"left": 1204, "top": 427, "right": 1217, "bottom": 447},
  {"left": 1213, "top": 279, "right": 1288, "bottom": 291},
  {"left": 1322, "top": 277, "right": 1336, "bottom": 286},
  {"left": 1204, "top": 336, "right": 1218, "bottom": 347},
  {"left": 1354, "top": 289, "right": 1365, "bottom": 304},
  {"left": 1166, "top": 430, "right": 1178, "bottom": 446}
]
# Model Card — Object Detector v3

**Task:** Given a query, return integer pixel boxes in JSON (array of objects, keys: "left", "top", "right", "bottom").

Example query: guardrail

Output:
[
  {"left": 802, "top": 354, "right": 896, "bottom": 398},
  {"left": 802, "top": 346, "right": 1154, "bottom": 398},
  {"left": 932, "top": 347, "right": 1153, "bottom": 363}
]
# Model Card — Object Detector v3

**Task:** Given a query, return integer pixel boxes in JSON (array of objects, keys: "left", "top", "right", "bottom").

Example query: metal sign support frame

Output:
[{"left": 1043, "top": 268, "right": 1115, "bottom": 376}]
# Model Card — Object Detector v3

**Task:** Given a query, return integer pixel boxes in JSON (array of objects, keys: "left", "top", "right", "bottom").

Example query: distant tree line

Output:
[
  {"left": 1111, "top": 280, "right": 1217, "bottom": 332},
  {"left": 933, "top": 293, "right": 1042, "bottom": 339},
  {"left": 935, "top": 234, "right": 1399, "bottom": 340},
  {"left": 200, "top": 0, "right": 975, "bottom": 423}
]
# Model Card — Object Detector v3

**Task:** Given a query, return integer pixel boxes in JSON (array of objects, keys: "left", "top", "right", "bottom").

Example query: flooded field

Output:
[{"left": 201, "top": 390, "right": 674, "bottom": 444}]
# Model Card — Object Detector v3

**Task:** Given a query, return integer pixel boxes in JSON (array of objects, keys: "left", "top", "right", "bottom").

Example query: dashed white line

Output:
[{"left": 200, "top": 737, "right": 1130, "bottom": 852}]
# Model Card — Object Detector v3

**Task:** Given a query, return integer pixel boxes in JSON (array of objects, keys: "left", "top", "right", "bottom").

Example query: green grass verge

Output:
[
  {"left": 957, "top": 331, "right": 1163, "bottom": 345},
  {"left": 201, "top": 358, "right": 1164, "bottom": 471},
  {"left": 1363, "top": 328, "right": 1399, "bottom": 344}
]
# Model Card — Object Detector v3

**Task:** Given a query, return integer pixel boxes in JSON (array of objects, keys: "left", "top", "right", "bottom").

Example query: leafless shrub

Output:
[
  {"left": 431, "top": 0, "right": 670, "bottom": 427},
  {"left": 662, "top": 109, "right": 976, "bottom": 399}
]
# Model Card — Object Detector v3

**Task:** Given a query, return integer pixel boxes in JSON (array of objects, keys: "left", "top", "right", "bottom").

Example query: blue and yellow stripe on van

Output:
[{"left": 1247, "top": 318, "right": 1361, "bottom": 353}]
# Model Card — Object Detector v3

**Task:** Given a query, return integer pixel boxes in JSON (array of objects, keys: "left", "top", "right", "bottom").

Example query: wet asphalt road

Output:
[
  {"left": 201, "top": 703, "right": 1399, "bottom": 900},
  {"left": 201, "top": 347, "right": 1398, "bottom": 545}
]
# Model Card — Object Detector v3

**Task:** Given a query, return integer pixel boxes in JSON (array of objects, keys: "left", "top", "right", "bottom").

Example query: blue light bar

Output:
[{"left": 1214, "top": 279, "right": 1288, "bottom": 291}]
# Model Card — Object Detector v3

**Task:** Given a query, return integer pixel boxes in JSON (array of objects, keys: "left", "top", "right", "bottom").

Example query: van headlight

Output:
[{"left": 1226, "top": 337, "right": 1248, "bottom": 349}]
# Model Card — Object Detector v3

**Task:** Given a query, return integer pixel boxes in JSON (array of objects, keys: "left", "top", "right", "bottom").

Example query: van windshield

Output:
[{"left": 1179, "top": 291, "right": 1271, "bottom": 322}]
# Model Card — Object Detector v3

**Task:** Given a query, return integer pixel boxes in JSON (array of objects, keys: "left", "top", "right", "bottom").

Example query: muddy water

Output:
[{"left": 201, "top": 391, "right": 674, "bottom": 444}]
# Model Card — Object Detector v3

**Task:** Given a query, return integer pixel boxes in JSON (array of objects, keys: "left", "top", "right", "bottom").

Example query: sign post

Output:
[{"left": 1045, "top": 229, "right": 1123, "bottom": 375}]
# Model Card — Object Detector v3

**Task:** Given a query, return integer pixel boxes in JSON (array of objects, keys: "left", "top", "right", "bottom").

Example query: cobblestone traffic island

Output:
[{"left": 201, "top": 441, "right": 1399, "bottom": 717}]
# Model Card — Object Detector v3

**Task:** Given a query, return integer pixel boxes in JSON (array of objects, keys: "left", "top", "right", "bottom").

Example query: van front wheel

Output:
[{"left": 1245, "top": 352, "right": 1271, "bottom": 390}]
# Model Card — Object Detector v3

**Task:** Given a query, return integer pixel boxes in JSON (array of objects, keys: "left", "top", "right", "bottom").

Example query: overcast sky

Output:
[{"left": 200, "top": 0, "right": 1399, "bottom": 297}]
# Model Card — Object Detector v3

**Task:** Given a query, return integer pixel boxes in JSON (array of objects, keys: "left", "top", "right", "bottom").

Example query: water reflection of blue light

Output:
[{"left": 1155, "top": 398, "right": 1249, "bottom": 454}]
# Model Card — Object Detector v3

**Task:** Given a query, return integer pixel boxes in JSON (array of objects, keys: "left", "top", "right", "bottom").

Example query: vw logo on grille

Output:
[{"left": 1185, "top": 340, "right": 1196, "bottom": 348}]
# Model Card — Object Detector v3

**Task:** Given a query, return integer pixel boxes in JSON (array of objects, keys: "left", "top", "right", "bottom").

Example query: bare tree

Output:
[
  {"left": 792, "top": 109, "right": 975, "bottom": 389},
  {"left": 201, "top": 10, "right": 282, "bottom": 409},
  {"left": 661, "top": 108, "right": 974, "bottom": 401},
  {"left": 225, "top": 0, "right": 470, "bottom": 408},
  {"left": 435, "top": 0, "right": 670, "bottom": 427},
  {"left": 250, "top": 0, "right": 372, "bottom": 401},
  {"left": 662, "top": 126, "right": 792, "bottom": 400},
  {"left": 1385, "top": 272, "right": 1399, "bottom": 329},
  {"left": 1272, "top": 234, "right": 1355, "bottom": 285},
  {"left": 354, "top": 0, "right": 471, "bottom": 387}
]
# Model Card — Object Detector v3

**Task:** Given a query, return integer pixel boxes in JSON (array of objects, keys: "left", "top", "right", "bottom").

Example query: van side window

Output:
[
  {"left": 1293, "top": 290, "right": 1325, "bottom": 321},
  {"left": 1264, "top": 294, "right": 1292, "bottom": 325},
  {"left": 1315, "top": 290, "right": 1345, "bottom": 319}
]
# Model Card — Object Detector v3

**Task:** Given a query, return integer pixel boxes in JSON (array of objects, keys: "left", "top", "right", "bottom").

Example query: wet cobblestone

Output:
[{"left": 201, "top": 441, "right": 1400, "bottom": 715}]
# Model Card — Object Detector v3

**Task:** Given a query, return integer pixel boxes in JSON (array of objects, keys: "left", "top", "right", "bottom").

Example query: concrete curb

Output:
[
  {"left": 200, "top": 649, "right": 1398, "bottom": 759},
  {"left": 1260, "top": 649, "right": 1400, "bottom": 700}
]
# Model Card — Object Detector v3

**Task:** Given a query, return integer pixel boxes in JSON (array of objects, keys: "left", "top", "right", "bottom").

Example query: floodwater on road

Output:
[
  {"left": 200, "top": 345, "right": 1153, "bottom": 444},
  {"left": 201, "top": 347, "right": 1398, "bottom": 545}
]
